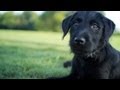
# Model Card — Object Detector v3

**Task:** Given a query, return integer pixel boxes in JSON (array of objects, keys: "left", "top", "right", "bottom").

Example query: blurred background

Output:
[{"left": 0, "top": 11, "right": 120, "bottom": 79}]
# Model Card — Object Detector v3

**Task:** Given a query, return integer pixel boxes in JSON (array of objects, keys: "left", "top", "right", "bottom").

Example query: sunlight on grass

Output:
[
  {"left": 0, "top": 30, "right": 72, "bottom": 79},
  {"left": 0, "top": 30, "right": 120, "bottom": 79}
]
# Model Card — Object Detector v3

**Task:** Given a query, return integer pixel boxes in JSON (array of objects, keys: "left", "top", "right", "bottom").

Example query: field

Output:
[{"left": 0, "top": 30, "right": 120, "bottom": 79}]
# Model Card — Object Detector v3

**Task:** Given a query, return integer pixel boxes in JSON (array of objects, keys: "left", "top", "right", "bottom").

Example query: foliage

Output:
[
  {"left": 40, "top": 11, "right": 66, "bottom": 32},
  {"left": 0, "top": 11, "right": 105, "bottom": 32},
  {"left": 0, "top": 11, "right": 70, "bottom": 32}
]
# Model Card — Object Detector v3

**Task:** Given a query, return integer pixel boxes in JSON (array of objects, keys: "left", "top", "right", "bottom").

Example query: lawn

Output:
[{"left": 0, "top": 30, "right": 120, "bottom": 79}]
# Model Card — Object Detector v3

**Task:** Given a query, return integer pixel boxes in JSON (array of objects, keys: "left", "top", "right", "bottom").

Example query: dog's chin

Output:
[{"left": 72, "top": 48, "right": 93, "bottom": 57}]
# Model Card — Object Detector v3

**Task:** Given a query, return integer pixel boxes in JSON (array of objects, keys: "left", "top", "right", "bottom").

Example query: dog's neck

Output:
[
  {"left": 83, "top": 43, "right": 107, "bottom": 61},
  {"left": 86, "top": 41, "right": 108, "bottom": 58},
  {"left": 75, "top": 48, "right": 106, "bottom": 65},
  {"left": 87, "top": 48, "right": 103, "bottom": 58}
]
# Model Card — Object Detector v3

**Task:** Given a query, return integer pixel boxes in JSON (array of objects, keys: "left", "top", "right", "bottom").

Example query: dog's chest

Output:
[{"left": 80, "top": 58, "right": 102, "bottom": 78}]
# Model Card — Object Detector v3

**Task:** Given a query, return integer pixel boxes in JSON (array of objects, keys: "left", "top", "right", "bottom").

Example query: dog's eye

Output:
[
  {"left": 74, "top": 22, "right": 80, "bottom": 26},
  {"left": 90, "top": 23, "right": 100, "bottom": 31},
  {"left": 73, "top": 18, "right": 82, "bottom": 26}
]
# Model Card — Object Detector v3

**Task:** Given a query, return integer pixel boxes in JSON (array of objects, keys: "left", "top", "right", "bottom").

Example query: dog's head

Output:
[{"left": 62, "top": 11, "right": 115, "bottom": 57}]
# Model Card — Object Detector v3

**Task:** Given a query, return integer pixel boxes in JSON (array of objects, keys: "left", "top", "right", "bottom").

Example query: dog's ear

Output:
[
  {"left": 103, "top": 17, "right": 115, "bottom": 42},
  {"left": 62, "top": 15, "right": 73, "bottom": 39}
]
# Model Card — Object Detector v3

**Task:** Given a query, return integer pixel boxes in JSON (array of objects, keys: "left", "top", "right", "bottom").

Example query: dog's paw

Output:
[{"left": 63, "top": 61, "right": 72, "bottom": 68}]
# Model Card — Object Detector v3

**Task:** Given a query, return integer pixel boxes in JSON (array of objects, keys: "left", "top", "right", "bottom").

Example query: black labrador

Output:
[{"left": 53, "top": 11, "right": 120, "bottom": 79}]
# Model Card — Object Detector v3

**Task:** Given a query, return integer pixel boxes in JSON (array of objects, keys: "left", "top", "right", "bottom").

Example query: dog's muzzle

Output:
[{"left": 74, "top": 37, "right": 86, "bottom": 45}]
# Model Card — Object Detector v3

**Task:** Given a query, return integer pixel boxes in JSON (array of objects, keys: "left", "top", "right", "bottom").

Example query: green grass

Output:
[{"left": 0, "top": 29, "right": 120, "bottom": 79}]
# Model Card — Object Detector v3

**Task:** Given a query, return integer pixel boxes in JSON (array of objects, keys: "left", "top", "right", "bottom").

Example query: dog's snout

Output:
[{"left": 74, "top": 37, "right": 86, "bottom": 45}]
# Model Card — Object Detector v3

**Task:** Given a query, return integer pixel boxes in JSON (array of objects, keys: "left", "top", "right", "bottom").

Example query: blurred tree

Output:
[
  {"left": 0, "top": 11, "right": 105, "bottom": 32},
  {"left": 40, "top": 11, "right": 66, "bottom": 32},
  {"left": 0, "top": 12, "right": 17, "bottom": 29},
  {"left": 20, "top": 11, "right": 40, "bottom": 30}
]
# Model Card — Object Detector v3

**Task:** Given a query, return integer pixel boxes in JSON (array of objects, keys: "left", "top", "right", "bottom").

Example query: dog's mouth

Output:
[
  {"left": 71, "top": 45, "right": 97, "bottom": 58},
  {"left": 71, "top": 44, "right": 93, "bottom": 52},
  {"left": 70, "top": 40, "right": 99, "bottom": 58},
  {"left": 73, "top": 49, "right": 98, "bottom": 59},
  {"left": 72, "top": 47, "right": 92, "bottom": 55}
]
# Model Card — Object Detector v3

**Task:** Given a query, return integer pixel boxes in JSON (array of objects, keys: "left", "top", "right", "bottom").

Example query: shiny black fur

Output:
[{"left": 51, "top": 11, "right": 120, "bottom": 79}]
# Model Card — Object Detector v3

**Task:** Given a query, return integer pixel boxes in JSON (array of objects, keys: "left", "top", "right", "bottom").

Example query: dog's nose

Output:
[{"left": 74, "top": 37, "right": 86, "bottom": 45}]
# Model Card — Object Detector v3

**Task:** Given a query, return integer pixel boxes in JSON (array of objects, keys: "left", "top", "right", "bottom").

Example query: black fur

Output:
[
  {"left": 63, "top": 61, "right": 72, "bottom": 68},
  {"left": 52, "top": 11, "right": 120, "bottom": 79}
]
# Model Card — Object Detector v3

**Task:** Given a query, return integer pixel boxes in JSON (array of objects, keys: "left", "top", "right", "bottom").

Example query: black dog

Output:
[{"left": 53, "top": 11, "right": 120, "bottom": 79}]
